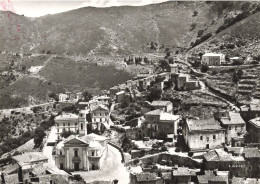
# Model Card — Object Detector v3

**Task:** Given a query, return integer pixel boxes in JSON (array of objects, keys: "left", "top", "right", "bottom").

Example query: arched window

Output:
[
  {"left": 81, "top": 123, "right": 83, "bottom": 130},
  {"left": 60, "top": 151, "right": 62, "bottom": 155}
]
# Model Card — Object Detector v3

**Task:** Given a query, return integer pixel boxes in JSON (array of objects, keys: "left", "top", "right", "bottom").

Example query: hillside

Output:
[
  {"left": 0, "top": 1, "right": 253, "bottom": 55},
  {"left": 0, "top": 1, "right": 260, "bottom": 108},
  {"left": 191, "top": 2, "right": 260, "bottom": 57}
]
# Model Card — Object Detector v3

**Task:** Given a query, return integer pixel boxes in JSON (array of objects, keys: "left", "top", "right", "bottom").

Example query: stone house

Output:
[
  {"left": 125, "top": 117, "right": 145, "bottom": 140},
  {"left": 116, "top": 91, "right": 125, "bottom": 103},
  {"left": 93, "top": 96, "right": 110, "bottom": 106},
  {"left": 151, "top": 101, "right": 173, "bottom": 113},
  {"left": 215, "top": 111, "right": 246, "bottom": 146},
  {"left": 240, "top": 104, "right": 260, "bottom": 122},
  {"left": 197, "top": 170, "right": 229, "bottom": 184},
  {"left": 248, "top": 117, "right": 260, "bottom": 143},
  {"left": 12, "top": 152, "right": 49, "bottom": 183},
  {"left": 143, "top": 109, "right": 181, "bottom": 139},
  {"left": 161, "top": 166, "right": 196, "bottom": 184},
  {"left": 54, "top": 133, "right": 108, "bottom": 172},
  {"left": 201, "top": 53, "right": 225, "bottom": 66},
  {"left": 175, "top": 74, "right": 199, "bottom": 91},
  {"left": 91, "top": 105, "right": 110, "bottom": 131},
  {"left": 59, "top": 92, "right": 82, "bottom": 102},
  {"left": 203, "top": 149, "right": 247, "bottom": 178},
  {"left": 242, "top": 147, "right": 260, "bottom": 178},
  {"left": 183, "top": 118, "right": 225, "bottom": 151},
  {"left": 166, "top": 64, "right": 179, "bottom": 74},
  {"left": 138, "top": 75, "right": 156, "bottom": 91},
  {"left": 55, "top": 113, "right": 79, "bottom": 140},
  {"left": 130, "top": 172, "right": 163, "bottom": 184}
]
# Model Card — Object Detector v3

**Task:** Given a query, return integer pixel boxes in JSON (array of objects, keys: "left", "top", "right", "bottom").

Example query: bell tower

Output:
[{"left": 78, "top": 109, "right": 89, "bottom": 136}]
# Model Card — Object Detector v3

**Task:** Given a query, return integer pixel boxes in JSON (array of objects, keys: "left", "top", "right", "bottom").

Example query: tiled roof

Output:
[
  {"left": 243, "top": 148, "right": 260, "bottom": 158},
  {"left": 145, "top": 109, "right": 180, "bottom": 121},
  {"left": 250, "top": 104, "right": 260, "bottom": 111},
  {"left": 197, "top": 170, "right": 228, "bottom": 184},
  {"left": 4, "top": 174, "right": 19, "bottom": 184},
  {"left": 91, "top": 104, "right": 109, "bottom": 112},
  {"left": 136, "top": 172, "right": 157, "bottom": 181},
  {"left": 12, "top": 152, "right": 48, "bottom": 164},
  {"left": 187, "top": 118, "right": 223, "bottom": 131},
  {"left": 203, "top": 53, "right": 224, "bottom": 57},
  {"left": 232, "top": 177, "right": 260, "bottom": 184},
  {"left": 203, "top": 149, "right": 244, "bottom": 162},
  {"left": 161, "top": 172, "right": 172, "bottom": 180},
  {"left": 55, "top": 113, "right": 78, "bottom": 120},
  {"left": 160, "top": 113, "right": 180, "bottom": 121},
  {"left": 145, "top": 109, "right": 162, "bottom": 116},
  {"left": 172, "top": 167, "right": 195, "bottom": 176},
  {"left": 225, "top": 147, "right": 244, "bottom": 155},
  {"left": 81, "top": 133, "right": 108, "bottom": 143},
  {"left": 151, "top": 100, "right": 171, "bottom": 107},
  {"left": 249, "top": 117, "right": 260, "bottom": 128},
  {"left": 221, "top": 112, "right": 245, "bottom": 125}
]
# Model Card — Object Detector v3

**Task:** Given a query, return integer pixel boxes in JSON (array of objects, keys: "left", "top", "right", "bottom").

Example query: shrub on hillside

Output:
[
  {"left": 193, "top": 11, "right": 198, "bottom": 17},
  {"left": 197, "top": 30, "right": 204, "bottom": 37},
  {"left": 190, "top": 23, "right": 196, "bottom": 31},
  {"left": 216, "top": 11, "right": 251, "bottom": 34},
  {"left": 201, "top": 65, "right": 209, "bottom": 73}
]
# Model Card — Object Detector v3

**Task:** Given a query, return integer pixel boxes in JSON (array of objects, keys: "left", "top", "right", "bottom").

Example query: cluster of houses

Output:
[
  {"left": 110, "top": 63, "right": 200, "bottom": 105},
  {"left": 2, "top": 51, "right": 260, "bottom": 184}
]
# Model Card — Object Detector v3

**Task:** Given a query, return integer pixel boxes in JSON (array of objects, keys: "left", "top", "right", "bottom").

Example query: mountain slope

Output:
[{"left": 0, "top": 1, "right": 250, "bottom": 55}]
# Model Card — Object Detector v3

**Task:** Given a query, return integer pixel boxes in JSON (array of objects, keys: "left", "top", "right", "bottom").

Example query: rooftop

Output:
[
  {"left": 243, "top": 148, "right": 260, "bottom": 158},
  {"left": 187, "top": 118, "right": 223, "bottom": 131},
  {"left": 249, "top": 117, "right": 260, "bottom": 128},
  {"left": 81, "top": 133, "right": 108, "bottom": 143},
  {"left": 91, "top": 104, "right": 109, "bottom": 112},
  {"left": 135, "top": 172, "right": 157, "bottom": 181},
  {"left": 12, "top": 152, "right": 48, "bottom": 165},
  {"left": 232, "top": 177, "right": 260, "bottom": 184},
  {"left": 145, "top": 109, "right": 162, "bottom": 116},
  {"left": 145, "top": 109, "right": 180, "bottom": 121},
  {"left": 221, "top": 112, "right": 245, "bottom": 125},
  {"left": 197, "top": 170, "right": 228, "bottom": 184},
  {"left": 250, "top": 104, "right": 260, "bottom": 111},
  {"left": 172, "top": 167, "right": 196, "bottom": 176},
  {"left": 203, "top": 149, "right": 244, "bottom": 162},
  {"left": 203, "top": 53, "right": 224, "bottom": 57},
  {"left": 54, "top": 113, "right": 78, "bottom": 120},
  {"left": 151, "top": 100, "right": 171, "bottom": 107}
]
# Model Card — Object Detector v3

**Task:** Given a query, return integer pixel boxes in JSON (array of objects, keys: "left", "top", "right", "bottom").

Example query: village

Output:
[{"left": 0, "top": 50, "right": 260, "bottom": 184}]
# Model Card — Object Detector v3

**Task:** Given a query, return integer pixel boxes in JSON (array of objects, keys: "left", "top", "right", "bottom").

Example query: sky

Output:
[{"left": 0, "top": 0, "right": 169, "bottom": 17}]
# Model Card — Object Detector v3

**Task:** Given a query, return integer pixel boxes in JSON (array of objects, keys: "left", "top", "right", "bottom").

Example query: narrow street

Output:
[{"left": 42, "top": 126, "right": 57, "bottom": 165}]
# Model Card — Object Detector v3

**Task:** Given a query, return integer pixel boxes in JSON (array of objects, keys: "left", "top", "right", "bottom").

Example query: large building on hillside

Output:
[
  {"left": 143, "top": 109, "right": 181, "bottom": 139},
  {"left": 91, "top": 104, "right": 110, "bottom": 131},
  {"left": 183, "top": 118, "right": 225, "bottom": 151},
  {"left": 54, "top": 133, "right": 108, "bottom": 172},
  {"left": 55, "top": 113, "right": 79, "bottom": 140},
  {"left": 201, "top": 53, "right": 225, "bottom": 66},
  {"left": 248, "top": 117, "right": 260, "bottom": 143},
  {"left": 240, "top": 104, "right": 260, "bottom": 122},
  {"left": 151, "top": 101, "right": 173, "bottom": 113},
  {"left": 215, "top": 111, "right": 246, "bottom": 146}
]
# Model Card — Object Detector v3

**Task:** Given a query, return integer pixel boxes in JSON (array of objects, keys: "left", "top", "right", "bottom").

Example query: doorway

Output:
[
  {"left": 206, "top": 144, "right": 209, "bottom": 149},
  {"left": 74, "top": 163, "right": 80, "bottom": 171}
]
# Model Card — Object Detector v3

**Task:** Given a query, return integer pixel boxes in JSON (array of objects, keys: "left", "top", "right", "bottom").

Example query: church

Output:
[{"left": 54, "top": 133, "right": 109, "bottom": 172}]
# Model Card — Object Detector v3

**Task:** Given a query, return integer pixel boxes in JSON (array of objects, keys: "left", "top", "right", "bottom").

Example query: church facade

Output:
[{"left": 54, "top": 133, "right": 108, "bottom": 172}]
